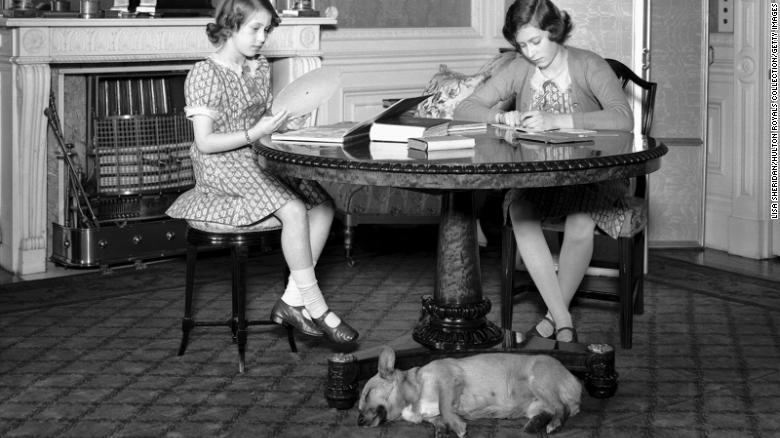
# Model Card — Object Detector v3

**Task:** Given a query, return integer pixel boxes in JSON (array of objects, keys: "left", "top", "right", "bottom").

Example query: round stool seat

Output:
[{"left": 186, "top": 219, "right": 283, "bottom": 246}]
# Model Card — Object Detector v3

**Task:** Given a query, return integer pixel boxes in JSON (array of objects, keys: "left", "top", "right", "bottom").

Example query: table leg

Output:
[{"left": 413, "top": 191, "right": 504, "bottom": 350}]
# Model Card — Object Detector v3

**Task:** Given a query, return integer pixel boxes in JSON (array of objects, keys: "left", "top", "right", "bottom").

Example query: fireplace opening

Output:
[
  {"left": 86, "top": 71, "right": 194, "bottom": 223},
  {"left": 51, "top": 70, "right": 195, "bottom": 268}
]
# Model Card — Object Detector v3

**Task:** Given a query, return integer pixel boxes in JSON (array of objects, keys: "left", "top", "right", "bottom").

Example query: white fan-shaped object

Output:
[{"left": 271, "top": 67, "right": 342, "bottom": 118}]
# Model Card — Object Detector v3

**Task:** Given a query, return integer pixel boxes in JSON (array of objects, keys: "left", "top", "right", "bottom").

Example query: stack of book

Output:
[{"left": 272, "top": 94, "right": 482, "bottom": 161}]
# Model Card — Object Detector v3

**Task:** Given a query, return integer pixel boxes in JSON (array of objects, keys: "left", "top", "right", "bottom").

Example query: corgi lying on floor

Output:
[{"left": 357, "top": 346, "right": 581, "bottom": 437}]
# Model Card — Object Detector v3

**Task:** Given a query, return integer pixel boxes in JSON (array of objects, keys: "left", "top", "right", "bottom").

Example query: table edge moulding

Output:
[{"left": 0, "top": 17, "right": 336, "bottom": 275}]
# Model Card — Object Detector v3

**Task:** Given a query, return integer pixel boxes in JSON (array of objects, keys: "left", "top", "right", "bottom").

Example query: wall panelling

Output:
[{"left": 705, "top": 32, "right": 734, "bottom": 251}]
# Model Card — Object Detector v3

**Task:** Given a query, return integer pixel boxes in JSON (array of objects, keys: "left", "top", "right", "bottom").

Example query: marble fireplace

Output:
[{"left": 0, "top": 16, "right": 335, "bottom": 275}]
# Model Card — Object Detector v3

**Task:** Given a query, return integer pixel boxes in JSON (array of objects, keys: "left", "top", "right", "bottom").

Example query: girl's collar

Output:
[{"left": 209, "top": 53, "right": 246, "bottom": 75}]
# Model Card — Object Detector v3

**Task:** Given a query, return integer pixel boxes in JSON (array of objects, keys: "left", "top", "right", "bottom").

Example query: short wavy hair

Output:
[
  {"left": 206, "top": 0, "right": 281, "bottom": 46},
  {"left": 502, "top": 0, "right": 573, "bottom": 50}
]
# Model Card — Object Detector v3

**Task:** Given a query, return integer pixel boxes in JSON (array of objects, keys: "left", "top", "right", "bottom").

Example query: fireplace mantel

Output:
[{"left": 0, "top": 17, "right": 335, "bottom": 275}]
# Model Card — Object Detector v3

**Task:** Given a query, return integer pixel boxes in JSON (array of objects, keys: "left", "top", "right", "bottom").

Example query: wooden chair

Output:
[
  {"left": 178, "top": 220, "right": 297, "bottom": 373},
  {"left": 500, "top": 58, "right": 657, "bottom": 349}
]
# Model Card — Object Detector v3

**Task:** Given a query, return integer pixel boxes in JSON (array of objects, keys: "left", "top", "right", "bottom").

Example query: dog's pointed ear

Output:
[{"left": 377, "top": 346, "right": 396, "bottom": 379}]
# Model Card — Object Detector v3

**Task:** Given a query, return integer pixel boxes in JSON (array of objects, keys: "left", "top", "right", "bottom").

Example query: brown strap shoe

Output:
[{"left": 312, "top": 311, "right": 359, "bottom": 344}]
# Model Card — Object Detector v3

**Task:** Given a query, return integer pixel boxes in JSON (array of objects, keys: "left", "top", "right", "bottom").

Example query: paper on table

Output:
[{"left": 271, "top": 67, "right": 342, "bottom": 117}]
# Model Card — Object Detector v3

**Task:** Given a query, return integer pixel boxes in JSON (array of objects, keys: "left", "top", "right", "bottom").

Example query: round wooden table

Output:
[{"left": 256, "top": 127, "right": 668, "bottom": 407}]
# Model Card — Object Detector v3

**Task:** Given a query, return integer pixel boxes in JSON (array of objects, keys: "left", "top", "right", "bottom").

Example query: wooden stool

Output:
[{"left": 177, "top": 220, "right": 296, "bottom": 373}]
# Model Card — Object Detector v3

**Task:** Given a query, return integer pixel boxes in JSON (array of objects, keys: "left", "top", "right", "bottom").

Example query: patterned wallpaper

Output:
[
  {"left": 648, "top": 145, "right": 704, "bottom": 243},
  {"left": 315, "top": 0, "right": 470, "bottom": 28},
  {"left": 646, "top": 0, "right": 706, "bottom": 244},
  {"left": 554, "top": 0, "right": 635, "bottom": 61},
  {"left": 502, "top": 0, "right": 635, "bottom": 62},
  {"left": 650, "top": 0, "right": 705, "bottom": 139}
]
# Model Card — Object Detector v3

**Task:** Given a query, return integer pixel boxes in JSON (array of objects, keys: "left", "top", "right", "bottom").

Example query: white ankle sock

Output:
[
  {"left": 281, "top": 274, "right": 304, "bottom": 307},
  {"left": 290, "top": 267, "right": 341, "bottom": 327},
  {"left": 282, "top": 257, "right": 317, "bottom": 307}
]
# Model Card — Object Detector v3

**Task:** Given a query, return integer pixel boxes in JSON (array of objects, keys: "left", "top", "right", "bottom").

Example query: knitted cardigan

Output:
[{"left": 454, "top": 46, "right": 633, "bottom": 130}]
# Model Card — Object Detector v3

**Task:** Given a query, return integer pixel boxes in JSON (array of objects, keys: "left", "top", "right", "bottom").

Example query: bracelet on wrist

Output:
[{"left": 244, "top": 129, "right": 252, "bottom": 144}]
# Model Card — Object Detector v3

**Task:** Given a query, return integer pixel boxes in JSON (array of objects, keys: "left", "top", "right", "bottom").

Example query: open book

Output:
[{"left": 272, "top": 94, "right": 433, "bottom": 144}]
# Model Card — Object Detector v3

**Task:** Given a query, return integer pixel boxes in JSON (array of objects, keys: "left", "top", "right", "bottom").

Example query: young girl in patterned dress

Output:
[
  {"left": 455, "top": 0, "right": 633, "bottom": 343},
  {"left": 166, "top": 0, "right": 358, "bottom": 344}
]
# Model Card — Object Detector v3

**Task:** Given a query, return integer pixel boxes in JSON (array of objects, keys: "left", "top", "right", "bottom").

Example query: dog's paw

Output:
[{"left": 523, "top": 412, "right": 553, "bottom": 434}]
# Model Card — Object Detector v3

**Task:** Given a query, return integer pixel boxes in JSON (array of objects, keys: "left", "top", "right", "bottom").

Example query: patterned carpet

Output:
[{"left": 0, "top": 227, "right": 778, "bottom": 438}]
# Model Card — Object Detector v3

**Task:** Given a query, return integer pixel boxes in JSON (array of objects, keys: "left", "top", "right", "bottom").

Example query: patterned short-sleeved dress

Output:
[
  {"left": 166, "top": 55, "right": 330, "bottom": 226},
  {"left": 504, "top": 63, "right": 629, "bottom": 239}
]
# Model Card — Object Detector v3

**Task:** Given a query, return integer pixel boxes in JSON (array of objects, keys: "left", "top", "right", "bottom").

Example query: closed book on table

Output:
[
  {"left": 369, "top": 115, "right": 450, "bottom": 143},
  {"left": 407, "top": 135, "right": 476, "bottom": 151},
  {"left": 368, "top": 142, "right": 413, "bottom": 161},
  {"left": 407, "top": 148, "right": 475, "bottom": 161}
]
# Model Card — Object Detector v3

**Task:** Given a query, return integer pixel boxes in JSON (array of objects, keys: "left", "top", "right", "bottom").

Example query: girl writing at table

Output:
[
  {"left": 455, "top": 0, "right": 633, "bottom": 343},
  {"left": 166, "top": 0, "right": 358, "bottom": 344}
]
